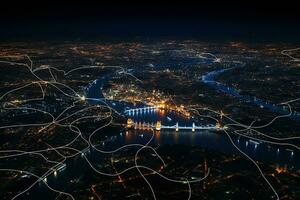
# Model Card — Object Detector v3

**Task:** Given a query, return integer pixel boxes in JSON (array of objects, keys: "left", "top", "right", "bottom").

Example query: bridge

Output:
[
  {"left": 127, "top": 119, "right": 223, "bottom": 132},
  {"left": 125, "top": 106, "right": 160, "bottom": 115},
  {"left": 125, "top": 105, "right": 190, "bottom": 117}
]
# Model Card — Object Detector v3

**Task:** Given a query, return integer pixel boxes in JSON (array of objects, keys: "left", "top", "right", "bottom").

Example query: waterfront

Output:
[
  {"left": 85, "top": 74, "right": 299, "bottom": 169},
  {"left": 1, "top": 40, "right": 300, "bottom": 199},
  {"left": 202, "top": 67, "right": 300, "bottom": 121}
]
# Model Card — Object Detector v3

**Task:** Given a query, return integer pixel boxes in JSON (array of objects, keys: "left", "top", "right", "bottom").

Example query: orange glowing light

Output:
[{"left": 275, "top": 166, "right": 287, "bottom": 174}]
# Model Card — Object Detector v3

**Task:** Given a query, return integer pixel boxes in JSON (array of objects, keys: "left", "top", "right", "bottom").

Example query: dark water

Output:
[
  {"left": 25, "top": 122, "right": 298, "bottom": 199},
  {"left": 202, "top": 68, "right": 300, "bottom": 121},
  {"left": 83, "top": 69, "right": 299, "bottom": 168},
  {"left": 83, "top": 74, "right": 299, "bottom": 169},
  {"left": 25, "top": 113, "right": 298, "bottom": 199},
  {"left": 23, "top": 67, "right": 300, "bottom": 199}
]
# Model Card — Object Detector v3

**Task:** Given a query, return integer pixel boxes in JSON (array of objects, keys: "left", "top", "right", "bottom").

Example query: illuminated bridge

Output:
[
  {"left": 124, "top": 106, "right": 160, "bottom": 115},
  {"left": 127, "top": 119, "right": 223, "bottom": 132},
  {"left": 124, "top": 105, "right": 190, "bottom": 117}
]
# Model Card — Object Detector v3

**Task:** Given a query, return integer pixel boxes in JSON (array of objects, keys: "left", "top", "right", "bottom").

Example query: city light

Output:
[
  {"left": 80, "top": 95, "right": 86, "bottom": 101},
  {"left": 1, "top": 33, "right": 299, "bottom": 200}
]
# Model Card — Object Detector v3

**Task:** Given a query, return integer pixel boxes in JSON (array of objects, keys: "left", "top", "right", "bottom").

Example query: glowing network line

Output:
[
  {"left": 0, "top": 55, "right": 209, "bottom": 200},
  {"left": 0, "top": 47, "right": 299, "bottom": 200}
]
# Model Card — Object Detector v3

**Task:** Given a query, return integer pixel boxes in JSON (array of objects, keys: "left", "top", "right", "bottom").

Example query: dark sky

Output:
[{"left": 1, "top": 1, "right": 299, "bottom": 41}]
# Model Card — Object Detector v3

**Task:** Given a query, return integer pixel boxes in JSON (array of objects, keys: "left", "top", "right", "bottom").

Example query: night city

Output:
[{"left": 0, "top": 1, "right": 300, "bottom": 200}]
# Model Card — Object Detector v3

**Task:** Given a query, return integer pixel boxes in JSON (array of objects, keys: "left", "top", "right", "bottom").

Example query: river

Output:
[{"left": 25, "top": 66, "right": 299, "bottom": 199}]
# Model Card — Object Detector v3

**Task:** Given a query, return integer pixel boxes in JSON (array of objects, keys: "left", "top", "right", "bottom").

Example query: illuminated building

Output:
[
  {"left": 275, "top": 165, "right": 287, "bottom": 174},
  {"left": 127, "top": 118, "right": 134, "bottom": 128},
  {"left": 216, "top": 122, "right": 221, "bottom": 129},
  {"left": 156, "top": 121, "right": 161, "bottom": 131},
  {"left": 220, "top": 110, "right": 224, "bottom": 120},
  {"left": 80, "top": 95, "right": 86, "bottom": 101}
]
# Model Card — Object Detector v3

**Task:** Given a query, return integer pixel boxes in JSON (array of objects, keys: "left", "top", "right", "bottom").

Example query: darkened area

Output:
[{"left": 1, "top": 1, "right": 299, "bottom": 41}]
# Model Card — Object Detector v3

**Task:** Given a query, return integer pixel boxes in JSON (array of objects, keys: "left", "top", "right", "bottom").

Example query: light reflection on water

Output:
[
  {"left": 111, "top": 129, "right": 299, "bottom": 169},
  {"left": 114, "top": 108, "right": 299, "bottom": 170}
]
